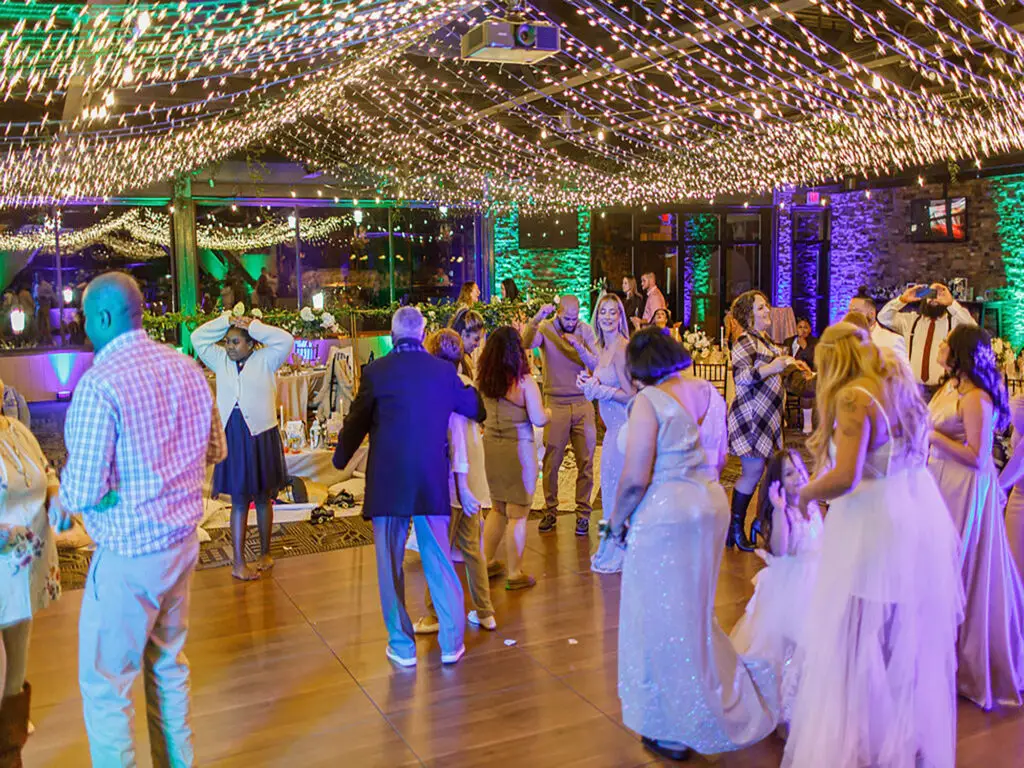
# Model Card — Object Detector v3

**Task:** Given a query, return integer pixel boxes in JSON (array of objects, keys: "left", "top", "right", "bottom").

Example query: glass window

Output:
[
  {"left": 0, "top": 207, "right": 56, "bottom": 348},
  {"left": 591, "top": 211, "right": 632, "bottom": 244},
  {"left": 591, "top": 211, "right": 633, "bottom": 295},
  {"left": 726, "top": 212, "right": 761, "bottom": 243},
  {"left": 636, "top": 211, "right": 677, "bottom": 243},
  {"left": 391, "top": 208, "right": 477, "bottom": 306},
  {"left": 635, "top": 243, "right": 679, "bottom": 324}
]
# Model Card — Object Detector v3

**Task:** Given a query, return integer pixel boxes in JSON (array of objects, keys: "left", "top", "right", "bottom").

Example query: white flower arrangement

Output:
[
  {"left": 681, "top": 325, "right": 712, "bottom": 360},
  {"left": 232, "top": 302, "right": 245, "bottom": 317},
  {"left": 250, "top": 308, "right": 263, "bottom": 319},
  {"left": 320, "top": 312, "right": 337, "bottom": 329},
  {"left": 299, "top": 306, "right": 315, "bottom": 322},
  {"left": 991, "top": 336, "right": 1014, "bottom": 372}
]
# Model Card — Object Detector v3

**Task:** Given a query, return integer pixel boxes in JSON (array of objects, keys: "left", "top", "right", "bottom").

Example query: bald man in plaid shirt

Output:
[{"left": 59, "top": 273, "right": 226, "bottom": 767}]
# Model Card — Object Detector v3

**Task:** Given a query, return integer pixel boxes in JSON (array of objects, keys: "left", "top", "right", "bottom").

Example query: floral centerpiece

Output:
[
  {"left": 991, "top": 336, "right": 1014, "bottom": 374},
  {"left": 142, "top": 297, "right": 557, "bottom": 346},
  {"left": 681, "top": 325, "right": 713, "bottom": 360}
]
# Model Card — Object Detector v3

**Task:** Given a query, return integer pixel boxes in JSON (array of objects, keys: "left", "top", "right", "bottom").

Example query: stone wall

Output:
[
  {"left": 774, "top": 173, "right": 1024, "bottom": 341},
  {"left": 494, "top": 206, "right": 592, "bottom": 318}
]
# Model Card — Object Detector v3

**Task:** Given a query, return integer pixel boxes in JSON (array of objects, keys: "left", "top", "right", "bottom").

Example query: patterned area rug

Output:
[
  {"left": 39, "top": 395, "right": 807, "bottom": 590},
  {"left": 58, "top": 512, "right": 378, "bottom": 590},
  {"left": 57, "top": 505, "right": 583, "bottom": 591}
]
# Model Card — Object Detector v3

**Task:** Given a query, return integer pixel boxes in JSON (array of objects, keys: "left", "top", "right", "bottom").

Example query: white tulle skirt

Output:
[
  {"left": 731, "top": 546, "right": 820, "bottom": 725},
  {"left": 782, "top": 467, "right": 964, "bottom": 768}
]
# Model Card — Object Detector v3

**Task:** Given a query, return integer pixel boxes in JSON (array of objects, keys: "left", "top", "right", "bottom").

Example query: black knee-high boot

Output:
[{"left": 727, "top": 490, "right": 755, "bottom": 551}]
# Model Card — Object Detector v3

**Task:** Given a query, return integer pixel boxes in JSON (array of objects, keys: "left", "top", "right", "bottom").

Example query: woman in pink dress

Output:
[
  {"left": 1000, "top": 397, "right": 1024, "bottom": 578},
  {"left": 929, "top": 324, "right": 1024, "bottom": 709}
]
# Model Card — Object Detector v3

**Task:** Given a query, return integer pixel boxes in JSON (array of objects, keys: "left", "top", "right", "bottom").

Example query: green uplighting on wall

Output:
[
  {"left": 993, "top": 175, "right": 1024, "bottom": 347},
  {"left": 682, "top": 214, "right": 717, "bottom": 326},
  {"left": 494, "top": 205, "right": 592, "bottom": 319}
]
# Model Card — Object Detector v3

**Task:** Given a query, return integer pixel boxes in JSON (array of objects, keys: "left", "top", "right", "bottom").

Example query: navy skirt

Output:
[{"left": 212, "top": 407, "right": 288, "bottom": 500}]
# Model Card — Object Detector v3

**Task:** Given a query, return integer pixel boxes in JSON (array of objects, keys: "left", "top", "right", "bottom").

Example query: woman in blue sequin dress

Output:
[
  {"left": 578, "top": 293, "right": 634, "bottom": 574},
  {"left": 611, "top": 328, "right": 777, "bottom": 762}
]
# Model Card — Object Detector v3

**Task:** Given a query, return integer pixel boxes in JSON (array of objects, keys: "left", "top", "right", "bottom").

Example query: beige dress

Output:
[
  {"left": 929, "top": 381, "right": 1024, "bottom": 709},
  {"left": 0, "top": 417, "right": 60, "bottom": 627},
  {"left": 482, "top": 395, "right": 536, "bottom": 508}
]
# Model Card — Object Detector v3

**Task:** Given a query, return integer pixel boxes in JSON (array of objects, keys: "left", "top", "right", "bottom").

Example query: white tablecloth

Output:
[
  {"left": 286, "top": 446, "right": 367, "bottom": 486},
  {"left": 204, "top": 445, "right": 367, "bottom": 496},
  {"left": 277, "top": 370, "right": 327, "bottom": 423}
]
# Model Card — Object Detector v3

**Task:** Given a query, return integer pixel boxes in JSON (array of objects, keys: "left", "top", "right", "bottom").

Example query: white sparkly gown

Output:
[
  {"left": 590, "top": 348, "right": 629, "bottom": 574},
  {"left": 730, "top": 504, "right": 822, "bottom": 726},
  {"left": 618, "top": 384, "right": 778, "bottom": 753},
  {"left": 782, "top": 388, "right": 963, "bottom": 768}
]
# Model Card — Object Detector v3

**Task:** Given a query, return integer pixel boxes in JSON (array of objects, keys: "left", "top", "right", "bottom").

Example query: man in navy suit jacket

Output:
[{"left": 334, "top": 306, "right": 485, "bottom": 667}]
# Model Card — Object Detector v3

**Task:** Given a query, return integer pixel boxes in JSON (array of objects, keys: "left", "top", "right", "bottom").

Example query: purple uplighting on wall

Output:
[{"left": 772, "top": 188, "right": 795, "bottom": 307}]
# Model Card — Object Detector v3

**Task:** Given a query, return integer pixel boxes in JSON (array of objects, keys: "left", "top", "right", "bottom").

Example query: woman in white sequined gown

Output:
[
  {"left": 578, "top": 293, "right": 634, "bottom": 574},
  {"left": 783, "top": 322, "right": 963, "bottom": 768},
  {"left": 611, "top": 329, "right": 777, "bottom": 762}
]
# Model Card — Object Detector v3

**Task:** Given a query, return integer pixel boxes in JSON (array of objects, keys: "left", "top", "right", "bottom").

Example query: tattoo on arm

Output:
[{"left": 837, "top": 389, "right": 865, "bottom": 437}]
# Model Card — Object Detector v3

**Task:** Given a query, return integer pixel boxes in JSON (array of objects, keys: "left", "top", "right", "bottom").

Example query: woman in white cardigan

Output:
[{"left": 192, "top": 314, "right": 294, "bottom": 581}]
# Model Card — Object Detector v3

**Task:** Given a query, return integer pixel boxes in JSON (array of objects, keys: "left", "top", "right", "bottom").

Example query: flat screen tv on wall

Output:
[
  {"left": 908, "top": 197, "right": 968, "bottom": 242},
  {"left": 518, "top": 213, "right": 579, "bottom": 249}
]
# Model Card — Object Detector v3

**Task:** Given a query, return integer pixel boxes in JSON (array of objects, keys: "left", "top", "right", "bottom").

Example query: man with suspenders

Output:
[{"left": 878, "top": 282, "right": 976, "bottom": 400}]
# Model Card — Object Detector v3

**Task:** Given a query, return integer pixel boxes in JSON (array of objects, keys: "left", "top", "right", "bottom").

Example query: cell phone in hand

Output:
[{"left": 915, "top": 286, "right": 937, "bottom": 300}]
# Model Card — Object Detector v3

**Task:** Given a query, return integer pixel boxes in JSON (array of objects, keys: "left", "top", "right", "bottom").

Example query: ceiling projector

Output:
[{"left": 461, "top": 19, "right": 560, "bottom": 64}]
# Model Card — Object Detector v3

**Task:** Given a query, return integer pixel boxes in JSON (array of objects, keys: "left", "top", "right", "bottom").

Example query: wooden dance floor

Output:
[{"left": 26, "top": 518, "right": 1024, "bottom": 767}]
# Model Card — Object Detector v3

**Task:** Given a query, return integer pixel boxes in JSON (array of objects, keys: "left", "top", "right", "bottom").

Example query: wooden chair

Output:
[
  {"left": 784, "top": 392, "right": 803, "bottom": 430},
  {"left": 692, "top": 362, "right": 728, "bottom": 398}
]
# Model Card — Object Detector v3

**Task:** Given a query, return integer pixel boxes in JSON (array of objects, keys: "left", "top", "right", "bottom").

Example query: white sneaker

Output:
[
  {"left": 413, "top": 616, "right": 440, "bottom": 634},
  {"left": 441, "top": 645, "right": 466, "bottom": 665},
  {"left": 385, "top": 645, "right": 417, "bottom": 667},
  {"left": 468, "top": 610, "right": 497, "bottom": 630}
]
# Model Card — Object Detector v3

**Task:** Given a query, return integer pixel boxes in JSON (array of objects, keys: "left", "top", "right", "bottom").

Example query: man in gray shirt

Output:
[{"left": 522, "top": 295, "right": 599, "bottom": 536}]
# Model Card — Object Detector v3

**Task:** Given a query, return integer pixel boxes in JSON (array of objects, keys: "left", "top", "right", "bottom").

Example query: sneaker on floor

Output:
[
  {"left": 385, "top": 645, "right": 417, "bottom": 667},
  {"left": 575, "top": 517, "right": 590, "bottom": 537},
  {"left": 468, "top": 610, "right": 497, "bottom": 630},
  {"left": 538, "top": 511, "right": 558, "bottom": 533},
  {"left": 413, "top": 616, "right": 439, "bottom": 634},
  {"left": 506, "top": 573, "right": 537, "bottom": 591},
  {"left": 441, "top": 645, "right": 466, "bottom": 665}
]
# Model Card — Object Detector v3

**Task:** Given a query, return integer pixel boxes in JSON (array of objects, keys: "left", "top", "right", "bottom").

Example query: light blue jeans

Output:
[
  {"left": 79, "top": 535, "right": 198, "bottom": 767},
  {"left": 373, "top": 516, "right": 465, "bottom": 658}
]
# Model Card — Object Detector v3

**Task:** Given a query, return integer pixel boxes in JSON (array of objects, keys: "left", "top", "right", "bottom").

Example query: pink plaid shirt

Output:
[{"left": 60, "top": 329, "right": 226, "bottom": 557}]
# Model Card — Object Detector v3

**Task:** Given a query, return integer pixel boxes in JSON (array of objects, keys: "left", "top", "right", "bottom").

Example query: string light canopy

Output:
[
  {"left": 0, "top": 208, "right": 354, "bottom": 253},
  {"left": 1, "top": 0, "right": 1024, "bottom": 207}
]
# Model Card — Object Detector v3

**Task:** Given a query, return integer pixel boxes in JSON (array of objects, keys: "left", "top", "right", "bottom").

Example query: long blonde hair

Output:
[
  {"left": 592, "top": 292, "right": 629, "bottom": 349},
  {"left": 808, "top": 322, "right": 928, "bottom": 471}
]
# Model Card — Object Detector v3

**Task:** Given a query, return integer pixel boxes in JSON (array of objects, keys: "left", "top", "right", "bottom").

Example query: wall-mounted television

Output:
[
  {"left": 908, "top": 197, "right": 967, "bottom": 242},
  {"left": 518, "top": 213, "right": 579, "bottom": 249}
]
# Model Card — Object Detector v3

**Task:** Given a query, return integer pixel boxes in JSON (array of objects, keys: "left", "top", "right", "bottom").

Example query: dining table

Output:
[
  {"left": 276, "top": 369, "right": 328, "bottom": 423},
  {"left": 205, "top": 368, "right": 327, "bottom": 424}
]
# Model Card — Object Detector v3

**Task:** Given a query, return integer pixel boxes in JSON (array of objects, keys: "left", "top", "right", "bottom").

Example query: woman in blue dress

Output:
[
  {"left": 193, "top": 313, "right": 293, "bottom": 581},
  {"left": 611, "top": 328, "right": 777, "bottom": 761},
  {"left": 578, "top": 293, "right": 633, "bottom": 573}
]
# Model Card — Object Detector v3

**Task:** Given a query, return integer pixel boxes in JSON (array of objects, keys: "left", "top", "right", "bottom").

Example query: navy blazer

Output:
[{"left": 333, "top": 340, "right": 485, "bottom": 519}]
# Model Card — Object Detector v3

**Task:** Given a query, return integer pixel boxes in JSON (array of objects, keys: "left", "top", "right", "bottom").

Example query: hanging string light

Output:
[{"left": 0, "top": 1, "right": 1022, "bottom": 206}]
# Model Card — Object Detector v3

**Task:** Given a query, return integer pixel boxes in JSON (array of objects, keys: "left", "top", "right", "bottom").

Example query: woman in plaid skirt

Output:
[{"left": 726, "top": 291, "right": 810, "bottom": 550}]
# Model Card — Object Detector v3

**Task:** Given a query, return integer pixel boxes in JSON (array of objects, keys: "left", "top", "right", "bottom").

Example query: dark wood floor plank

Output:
[{"left": 22, "top": 516, "right": 1024, "bottom": 767}]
